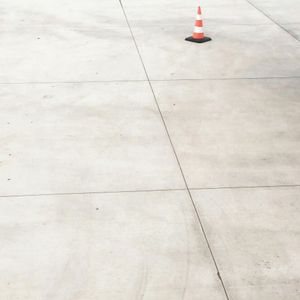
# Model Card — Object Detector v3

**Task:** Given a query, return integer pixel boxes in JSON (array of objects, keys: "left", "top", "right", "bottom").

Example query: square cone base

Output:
[{"left": 185, "top": 36, "right": 211, "bottom": 43}]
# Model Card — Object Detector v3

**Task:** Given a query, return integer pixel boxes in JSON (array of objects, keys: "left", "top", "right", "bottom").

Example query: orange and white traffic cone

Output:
[{"left": 185, "top": 6, "right": 211, "bottom": 43}]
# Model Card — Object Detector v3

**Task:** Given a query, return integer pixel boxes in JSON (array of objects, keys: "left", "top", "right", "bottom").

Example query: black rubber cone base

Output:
[{"left": 185, "top": 36, "right": 211, "bottom": 43}]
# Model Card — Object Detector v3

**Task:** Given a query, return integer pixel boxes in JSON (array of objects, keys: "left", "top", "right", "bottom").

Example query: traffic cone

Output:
[{"left": 185, "top": 6, "right": 211, "bottom": 43}]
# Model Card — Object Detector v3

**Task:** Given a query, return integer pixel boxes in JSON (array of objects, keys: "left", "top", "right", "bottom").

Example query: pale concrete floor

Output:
[{"left": 0, "top": 0, "right": 299, "bottom": 299}]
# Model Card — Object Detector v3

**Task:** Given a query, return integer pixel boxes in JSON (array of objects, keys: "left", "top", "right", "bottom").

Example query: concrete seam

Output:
[
  {"left": 118, "top": 1, "right": 230, "bottom": 299},
  {"left": 246, "top": 0, "right": 300, "bottom": 42}
]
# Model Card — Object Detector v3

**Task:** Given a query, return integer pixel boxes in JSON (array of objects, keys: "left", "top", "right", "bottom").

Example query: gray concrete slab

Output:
[
  {"left": 282, "top": 23, "right": 300, "bottom": 41},
  {"left": 0, "top": 27, "right": 146, "bottom": 82},
  {"left": 0, "top": 0, "right": 146, "bottom": 82},
  {"left": 129, "top": 24, "right": 300, "bottom": 80},
  {"left": 0, "top": 82, "right": 184, "bottom": 196},
  {"left": 0, "top": 0, "right": 120, "bottom": 26},
  {"left": 0, "top": 190, "right": 226, "bottom": 300},
  {"left": 192, "top": 187, "right": 300, "bottom": 300},
  {"left": 122, "top": 0, "right": 245, "bottom": 6},
  {"left": 124, "top": 2, "right": 272, "bottom": 26},
  {"left": 152, "top": 78, "right": 300, "bottom": 188},
  {"left": 1, "top": 0, "right": 300, "bottom": 298},
  {"left": 249, "top": 0, "right": 300, "bottom": 24}
]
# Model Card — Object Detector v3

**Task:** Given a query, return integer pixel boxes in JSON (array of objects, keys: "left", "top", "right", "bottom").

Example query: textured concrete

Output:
[
  {"left": 152, "top": 78, "right": 300, "bottom": 188},
  {"left": 124, "top": 0, "right": 300, "bottom": 80},
  {"left": 282, "top": 23, "right": 300, "bottom": 41},
  {"left": 0, "top": 82, "right": 184, "bottom": 195},
  {"left": 129, "top": 24, "right": 300, "bottom": 80},
  {"left": 192, "top": 187, "right": 300, "bottom": 300},
  {"left": 249, "top": 0, "right": 300, "bottom": 24},
  {"left": 0, "top": 0, "right": 146, "bottom": 82},
  {"left": 1, "top": 0, "right": 299, "bottom": 299},
  {"left": 0, "top": 191, "right": 226, "bottom": 300}
]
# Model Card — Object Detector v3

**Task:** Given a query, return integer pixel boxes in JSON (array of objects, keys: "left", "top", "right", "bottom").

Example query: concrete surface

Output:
[
  {"left": 0, "top": 82, "right": 184, "bottom": 195},
  {"left": 192, "top": 187, "right": 300, "bottom": 300},
  {"left": 152, "top": 78, "right": 300, "bottom": 188},
  {"left": 0, "top": 191, "right": 226, "bottom": 299},
  {"left": 0, "top": 0, "right": 299, "bottom": 299}
]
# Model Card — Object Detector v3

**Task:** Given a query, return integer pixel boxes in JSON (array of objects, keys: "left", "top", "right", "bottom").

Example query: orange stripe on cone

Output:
[
  {"left": 195, "top": 20, "right": 203, "bottom": 27},
  {"left": 193, "top": 32, "right": 204, "bottom": 39}
]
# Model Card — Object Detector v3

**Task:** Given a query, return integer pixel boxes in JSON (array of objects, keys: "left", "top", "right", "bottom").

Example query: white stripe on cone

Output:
[
  {"left": 196, "top": 15, "right": 202, "bottom": 20},
  {"left": 194, "top": 26, "right": 204, "bottom": 33}
]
